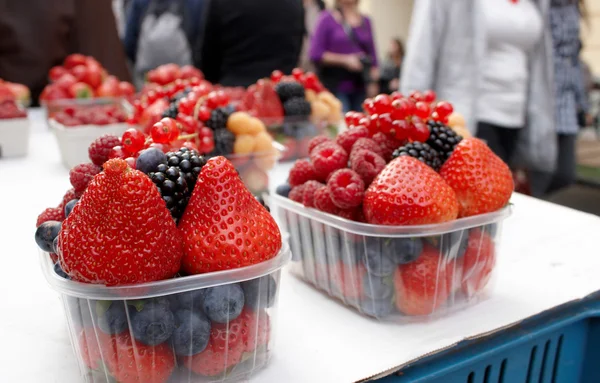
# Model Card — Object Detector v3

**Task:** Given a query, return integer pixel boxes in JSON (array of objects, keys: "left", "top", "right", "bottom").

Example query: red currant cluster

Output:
[
  {"left": 346, "top": 91, "right": 454, "bottom": 143},
  {"left": 270, "top": 68, "right": 325, "bottom": 93}
]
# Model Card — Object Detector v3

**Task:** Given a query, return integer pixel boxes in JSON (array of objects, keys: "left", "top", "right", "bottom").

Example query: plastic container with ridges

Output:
[
  {"left": 0, "top": 117, "right": 30, "bottom": 158},
  {"left": 270, "top": 193, "right": 512, "bottom": 321},
  {"left": 40, "top": 244, "right": 291, "bottom": 383}
]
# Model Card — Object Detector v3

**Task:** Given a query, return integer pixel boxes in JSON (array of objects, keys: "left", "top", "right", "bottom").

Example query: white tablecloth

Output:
[{"left": 3, "top": 110, "right": 600, "bottom": 382}]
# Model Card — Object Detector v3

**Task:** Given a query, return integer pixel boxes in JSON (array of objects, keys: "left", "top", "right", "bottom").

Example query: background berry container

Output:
[
  {"left": 222, "top": 144, "right": 283, "bottom": 196},
  {"left": 39, "top": 244, "right": 291, "bottom": 383},
  {"left": 269, "top": 193, "right": 512, "bottom": 320},
  {"left": 0, "top": 116, "right": 30, "bottom": 158},
  {"left": 46, "top": 98, "right": 133, "bottom": 169}
]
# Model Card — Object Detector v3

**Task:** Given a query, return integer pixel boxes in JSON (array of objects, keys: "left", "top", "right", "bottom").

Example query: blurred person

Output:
[
  {"left": 310, "top": 0, "right": 379, "bottom": 112},
  {"left": 0, "top": 0, "right": 130, "bottom": 105},
  {"left": 198, "top": 0, "right": 305, "bottom": 87},
  {"left": 299, "top": 0, "right": 327, "bottom": 72},
  {"left": 542, "top": 0, "right": 589, "bottom": 193},
  {"left": 401, "top": 0, "right": 556, "bottom": 196},
  {"left": 379, "top": 38, "right": 404, "bottom": 94},
  {"left": 124, "top": 0, "right": 205, "bottom": 86}
]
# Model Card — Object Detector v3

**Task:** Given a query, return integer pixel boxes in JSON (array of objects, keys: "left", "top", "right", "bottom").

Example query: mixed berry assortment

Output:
[
  {"left": 0, "top": 81, "right": 28, "bottom": 119},
  {"left": 35, "top": 141, "right": 283, "bottom": 381},
  {"left": 40, "top": 54, "right": 135, "bottom": 102},
  {"left": 51, "top": 104, "right": 128, "bottom": 126},
  {"left": 275, "top": 91, "right": 514, "bottom": 318}
]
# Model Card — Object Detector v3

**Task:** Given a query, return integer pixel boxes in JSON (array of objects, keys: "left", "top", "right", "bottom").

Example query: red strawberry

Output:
[
  {"left": 239, "top": 308, "right": 270, "bottom": 352},
  {"left": 439, "top": 138, "right": 513, "bottom": 217},
  {"left": 58, "top": 159, "right": 183, "bottom": 285},
  {"left": 179, "top": 157, "right": 282, "bottom": 274},
  {"left": 78, "top": 327, "right": 111, "bottom": 370},
  {"left": 36, "top": 207, "right": 64, "bottom": 227},
  {"left": 182, "top": 317, "right": 246, "bottom": 376},
  {"left": 364, "top": 156, "right": 458, "bottom": 225},
  {"left": 102, "top": 332, "right": 175, "bottom": 383},
  {"left": 394, "top": 245, "right": 450, "bottom": 316},
  {"left": 461, "top": 229, "right": 496, "bottom": 297}
]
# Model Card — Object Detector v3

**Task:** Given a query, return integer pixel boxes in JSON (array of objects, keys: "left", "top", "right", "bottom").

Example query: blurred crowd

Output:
[{"left": 0, "top": 0, "right": 591, "bottom": 197}]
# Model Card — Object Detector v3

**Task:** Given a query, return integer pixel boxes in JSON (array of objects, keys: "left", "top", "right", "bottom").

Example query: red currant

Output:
[
  {"left": 373, "top": 94, "right": 392, "bottom": 114},
  {"left": 188, "top": 77, "right": 201, "bottom": 86},
  {"left": 146, "top": 90, "right": 158, "bottom": 104},
  {"left": 367, "top": 113, "right": 379, "bottom": 134},
  {"left": 422, "top": 90, "right": 437, "bottom": 103},
  {"left": 108, "top": 145, "right": 127, "bottom": 160},
  {"left": 434, "top": 101, "right": 454, "bottom": 118},
  {"left": 149, "top": 142, "right": 167, "bottom": 153},
  {"left": 377, "top": 113, "right": 393, "bottom": 134},
  {"left": 304, "top": 72, "right": 318, "bottom": 89},
  {"left": 198, "top": 106, "right": 211, "bottom": 122},
  {"left": 271, "top": 70, "right": 283, "bottom": 83},
  {"left": 391, "top": 119, "right": 410, "bottom": 141},
  {"left": 206, "top": 91, "right": 220, "bottom": 109},
  {"left": 215, "top": 90, "right": 230, "bottom": 107},
  {"left": 358, "top": 117, "right": 370, "bottom": 128},
  {"left": 151, "top": 117, "right": 179, "bottom": 144},
  {"left": 174, "top": 79, "right": 185, "bottom": 91},
  {"left": 178, "top": 96, "right": 196, "bottom": 116},
  {"left": 414, "top": 101, "right": 431, "bottom": 120},
  {"left": 362, "top": 98, "right": 376, "bottom": 114},
  {"left": 409, "top": 90, "right": 423, "bottom": 101},
  {"left": 176, "top": 113, "right": 198, "bottom": 134},
  {"left": 193, "top": 82, "right": 212, "bottom": 97},
  {"left": 121, "top": 128, "right": 146, "bottom": 155},
  {"left": 124, "top": 157, "right": 136, "bottom": 168},
  {"left": 390, "top": 91, "right": 404, "bottom": 101},
  {"left": 182, "top": 141, "right": 199, "bottom": 151},
  {"left": 391, "top": 99, "right": 411, "bottom": 120},
  {"left": 410, "top": 121, "right": 430, "bottom": 142},
  {"left": 292, "top": 68, "right": 304, "bottom": 81},
  {"left": 344, "top": 111, "right": 358, "bottom": 126},
  {"left": 199, "top": 135, "right": 214, "bottom": 154}
]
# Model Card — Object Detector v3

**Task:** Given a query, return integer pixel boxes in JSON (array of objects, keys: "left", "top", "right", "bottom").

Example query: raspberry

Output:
[
  {"left": 350, "top": 137, "right": 384, "bottom": 158},
  {"left": 289, "top": 184, "right": 307, "bottom": 203},
  {"left": 307, "top": 135, "right": 331, "bottom": 154},
  {"left": 59, "top": 188, "right": 82, "bottom": 211},
  {"left": 289, "top": 159, "right": 318, "bottom": 187},
  {"left": 36, "top": 207, "right": 64, "bottom": 227},
  {"left": 301, "top": 180, "right": 324, "bottom": 208},
  {"left": 310, "top": 142, "right": 348, "bottom": 181},
  {"left": 338, "top": 207, "right": 361, "bottom": 221},
  {"left": 350, "top": 149, "right": 386, "bottom": 185},
  {"left": 314, "top": 186, "right": 338, "bottom": 214},
  {"left": 372, "top": 132, "right": 403, "bottom": 162},
  {"left": 326, "top": 169, "right": 365, "bottom": 209},
  {"left": 69, "top": 163, "right": 102, "bottom": 193},
  {"left": 336, "top": 126, "right": 369, "bottom": 153},
  {"left": 88, "top": 134, "right": 120, "bottom": 166}
]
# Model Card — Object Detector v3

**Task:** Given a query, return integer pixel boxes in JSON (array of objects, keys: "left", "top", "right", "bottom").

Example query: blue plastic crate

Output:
[{"left": 376, "top": 298, "right": 600, "bottom": 383}]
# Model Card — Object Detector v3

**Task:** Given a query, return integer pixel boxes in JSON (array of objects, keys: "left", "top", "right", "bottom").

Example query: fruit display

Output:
[
  {"left": 40, "top": 54, "right": 135, "bottom": 103},
  {"left": 35, "top": 151, "right": 289, "bottom": 382},
  {"left": 270, "top": 91, "right": 514, "bottom": 319},
  {"left": 0, "top": 81, "right": 30, "bottom": 158},
  {"left": 146, "top": 64, "right": 204, "bottom": 86}
]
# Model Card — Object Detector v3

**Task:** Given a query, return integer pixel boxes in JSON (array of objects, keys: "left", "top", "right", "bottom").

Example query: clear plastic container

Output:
[
  {"left": 269, "top": 193, "right": 512, "bottom": 320},
  {"left": 0, "top": 117, "right": 30, "bottom": 158},
  {"left": 265, "top": 118, "right": 337, "bottom": 162},
  {"left": 221, "top": 144, "right": 283, "bottom": 197},
  {"left": 40, "top": 244, "right": 291, "bottom": 383}
]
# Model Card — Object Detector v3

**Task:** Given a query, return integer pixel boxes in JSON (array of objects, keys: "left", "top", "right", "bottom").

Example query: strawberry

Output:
[
  {"left": 58, "top": 159, "right": 183, "bottom": 285},
  {"left": 78, "top": 327, "right": 111, "bottom": 370},
  {"left": 179, "top": 157, "right": 282, "bottom": 274},
  {"left": 394, "top": 245, "right": 450, "bottom": 316},
  {"left": 439, "top": 138, "right": 513, "bottom": 217},
  {"left": 461, "top": 229, "right": 496, "bottom": 298},
  {"left": 363, "top": 156, "right": 458, "bottom": 225},
  {"left": 239, "top": 308, "right": 270, "bottom": 352},
  {"left": 182, "top": 316, "right": 246, "bottom": 376},
  {"left": 102, "top": 332, "right": 175, "bottom": 383}
]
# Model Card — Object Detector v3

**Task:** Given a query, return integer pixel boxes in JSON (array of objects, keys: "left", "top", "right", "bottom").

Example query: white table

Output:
[{"left": 3, "top": 110, "right": 600, "bottom": 382}]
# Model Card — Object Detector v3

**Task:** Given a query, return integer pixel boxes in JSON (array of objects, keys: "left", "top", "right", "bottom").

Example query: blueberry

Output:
[
  {"left": 362, "top": 238, "right": 395, "bottom": 276},
  {"left": 97, "top": 301, "right": 128, "bottom": 335},
  {"left": 64, "top": 199, "right": 78, "bottom": 218},
  {"left": 362, "top": 272, "right": 393, "bottom": 300},
  {"left": 202, "top": 284, "right": 245, "bottom": 323},
  {"left": 385, "top": 238, "right": 423, "bottom": 264},
  {"left": 53, "top": 262, "right": 69, "bottom": 279},
  {"left": 136, "top": 148, "right": 168, "bottom": 174},
  {"left": 171, "top": 309, "right": 211, "bottom": 356},
  {"left": 276, "top": 184, "right": 292, "bottom": 198},
  {"left": 131, "top": 300, "right": 175, "bottom": 346},
  {"left": 35, "top": 221, "right": 61, "bottom": 252},
  {"left": 361, "top": 298, "right": 394, "bottom": 318},
  {"left": 241, "top": 275, "right": 277, "bottom": 310},
  {"left": 175, "top": 289, "right": 207, "bottom": 311}
]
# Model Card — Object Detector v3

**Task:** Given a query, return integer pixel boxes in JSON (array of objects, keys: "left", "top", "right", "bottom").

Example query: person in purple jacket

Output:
[{"left": 309, "top": 0, "right": 379, "bottom": 112}]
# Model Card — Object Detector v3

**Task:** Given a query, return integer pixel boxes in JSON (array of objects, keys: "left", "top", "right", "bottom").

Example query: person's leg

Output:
[
  {"left": 349, "top": 90, "right": 366, "bottom": 112},
  {"left": 335, "top": 92, "right": 352, "bottom": 113},
  {"left": 529, "top": 170, "right": 553, "bottom": 198},
  {"left": 548, "top": 133, "right": 577, "bottom": 193},
  {"left": 497, "top": 127, "right": 521, "bottom": 166},
  {"left": 476, "top": 122, "right": 508, "bottom": 163}
]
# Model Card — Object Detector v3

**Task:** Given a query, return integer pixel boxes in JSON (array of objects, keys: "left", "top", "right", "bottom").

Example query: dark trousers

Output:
[
  {"left": 476, "top": 121, "right": 521, "bottom": 164},
  {"left": 529, "top": 133, "right": 577, "bottom": 197},
  {"left": 336, "top": 90, "right": 366, "bottom": 113}
]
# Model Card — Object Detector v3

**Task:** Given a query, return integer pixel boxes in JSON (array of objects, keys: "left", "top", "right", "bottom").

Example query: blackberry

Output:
[
  {"left": 283, "top": 98, "right": 311, "bottom": 118},
  {"left": 392, "top": 142, "right": 442, "bottom": 171},
  {"left": 275, "top": 81, "right": 305, "bottom": 102},
  {"left": 147, "top": 148, "right": 206, "bottom": 220},
  {"left": 162, "top": 102, "right": 179, "bottom": 119},
  {"left": 426, "top": 120, "right": 463, "bottom": 161},
  {"left": 206, "top": 107, "right": 233, "bottom": 131},
  {"left": 210, "top": 129, "right": 235, "bottom": 156}
]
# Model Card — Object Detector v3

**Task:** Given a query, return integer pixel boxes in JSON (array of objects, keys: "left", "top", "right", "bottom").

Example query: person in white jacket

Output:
[{"left": 401, "top": 0, "right": 556, "bottom": 197}]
